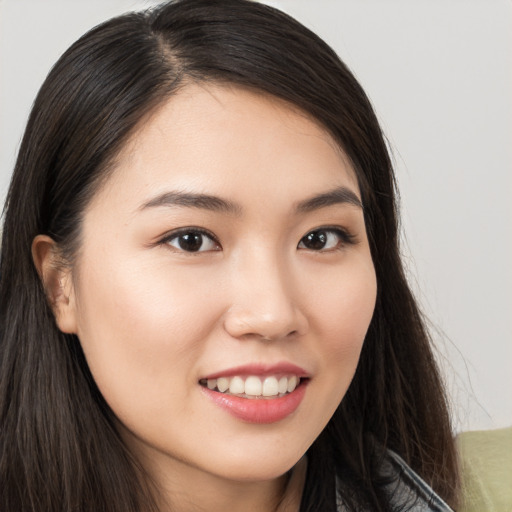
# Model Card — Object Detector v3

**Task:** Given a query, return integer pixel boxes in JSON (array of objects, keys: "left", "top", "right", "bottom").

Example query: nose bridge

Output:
[{"left": 223, "top": 246, "right": 307, "bottom": 340}]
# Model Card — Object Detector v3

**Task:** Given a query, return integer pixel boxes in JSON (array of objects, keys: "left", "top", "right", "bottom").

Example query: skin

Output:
[{"left": 34, "top": 84, "right": 377, "bottom": 512}]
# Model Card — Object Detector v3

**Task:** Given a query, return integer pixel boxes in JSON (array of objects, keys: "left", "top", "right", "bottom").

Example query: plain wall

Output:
[{"left": 1, "top": 0, "right": 510, "bottom": 432}]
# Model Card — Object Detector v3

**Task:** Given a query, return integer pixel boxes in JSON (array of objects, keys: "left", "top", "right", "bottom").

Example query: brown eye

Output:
[
  {"left": 298, "top": 228, "right": 354, "bottom": 251},
  {"left": 300, "top": 230, "right": 329, "bottom": 250},
  {"left": 166, "top": 230, "right": 220, "bottom": 252}
]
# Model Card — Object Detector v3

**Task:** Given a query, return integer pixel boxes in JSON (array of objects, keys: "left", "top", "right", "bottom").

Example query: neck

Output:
[
  {"left": 153, "top": 460, "right": 289, "bottom": 512},
  {"left": 128, "top": 441, "right": 293, "bottom": 512}
]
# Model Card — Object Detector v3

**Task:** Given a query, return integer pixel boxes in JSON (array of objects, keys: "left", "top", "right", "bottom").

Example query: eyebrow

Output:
[
  {"left": 295, "top": 186, "right": 363, "bottom": 213},
  {"left": 138, "top": 186, "right": 362, "bottom": 215},
  {"left": 139, "top": 191, "right": 242, "bottom": 215}
]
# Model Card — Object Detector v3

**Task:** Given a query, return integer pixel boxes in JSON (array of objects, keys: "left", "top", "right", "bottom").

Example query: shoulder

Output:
[{"left": 336, "top": 448, "right": 454, "bottom": 512}]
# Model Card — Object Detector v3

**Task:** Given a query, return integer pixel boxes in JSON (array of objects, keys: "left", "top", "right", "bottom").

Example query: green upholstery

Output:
[{"left": 457, "top": 426, "right": 512, "bottom": 512}]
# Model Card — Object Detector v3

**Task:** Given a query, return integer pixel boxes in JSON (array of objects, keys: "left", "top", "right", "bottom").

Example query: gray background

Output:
[{"left": 1, "top": 0, "right": 510, "bottom": 432}]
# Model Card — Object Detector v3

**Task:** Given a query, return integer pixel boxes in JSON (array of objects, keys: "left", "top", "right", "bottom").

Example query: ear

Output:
[{"left": 32, "top": 235, "right": 78, "bottom": 334}]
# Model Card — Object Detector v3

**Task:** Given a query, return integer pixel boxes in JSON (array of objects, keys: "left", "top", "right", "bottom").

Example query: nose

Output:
[{"left": 222, "top": 255, "right": 309, "bottom": 342}]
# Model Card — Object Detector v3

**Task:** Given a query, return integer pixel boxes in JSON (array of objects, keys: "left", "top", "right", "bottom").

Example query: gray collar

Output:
[{"left": 336, "top": 449, "right": 453, "bottom": 511}]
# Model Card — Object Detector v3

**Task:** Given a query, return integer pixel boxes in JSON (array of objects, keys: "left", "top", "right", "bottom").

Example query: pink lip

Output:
[
  {"left": 201, "top": 362, "right": 309, "bottom": 380},
  {"left": 201, "top": 379, "right": 308, "bottom": 424}
]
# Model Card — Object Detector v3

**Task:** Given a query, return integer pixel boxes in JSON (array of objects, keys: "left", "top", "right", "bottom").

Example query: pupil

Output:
[
  {"left": 178, "top": 233, "right": 203, "bottom": 251},
  {"left": 304, "top": 230, "right": 326, "bottom": 250}
]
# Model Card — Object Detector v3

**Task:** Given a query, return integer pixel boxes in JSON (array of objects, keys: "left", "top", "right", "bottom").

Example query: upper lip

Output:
[{"left": 201, "top": 362, "right": 310, "bottom": 380}]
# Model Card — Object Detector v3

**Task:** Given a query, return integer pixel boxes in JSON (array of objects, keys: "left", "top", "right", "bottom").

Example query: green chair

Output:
[{"left": 457, "top": 426, "right": 512, "bottom": 512}]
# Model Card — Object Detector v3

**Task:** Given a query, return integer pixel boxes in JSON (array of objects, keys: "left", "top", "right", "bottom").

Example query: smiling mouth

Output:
[{"left": 199, "top": 375, "right": 303, "bottom": 399}]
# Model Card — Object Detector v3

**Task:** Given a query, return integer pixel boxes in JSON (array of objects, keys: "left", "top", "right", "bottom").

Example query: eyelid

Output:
[
  {"left": 297, "top": 225, "right": 358, "bottom": 251},
  {"left": 159, "top": 227, "right": 221, "bottom": 252}
]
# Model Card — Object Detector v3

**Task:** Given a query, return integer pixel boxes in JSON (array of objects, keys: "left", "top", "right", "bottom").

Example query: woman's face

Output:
[{"left": 64, "top": 84, "right": 376, "bottom": 485}]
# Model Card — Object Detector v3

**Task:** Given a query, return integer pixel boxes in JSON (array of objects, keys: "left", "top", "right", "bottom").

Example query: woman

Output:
[{"left": 0, "top": 0, "right": 459, "bottom": 510}]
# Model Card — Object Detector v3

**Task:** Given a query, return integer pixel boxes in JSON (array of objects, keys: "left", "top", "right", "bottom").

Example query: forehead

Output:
[{"left": 90, "top": 83, "right": 359, "bottom": 214}]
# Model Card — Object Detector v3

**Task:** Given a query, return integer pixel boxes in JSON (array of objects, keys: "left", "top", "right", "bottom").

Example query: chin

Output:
[{"left": 204, "top": 442, "right": 308, "bottom": 483}]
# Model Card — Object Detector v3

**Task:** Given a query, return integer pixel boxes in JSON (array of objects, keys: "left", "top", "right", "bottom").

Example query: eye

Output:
[
  {"left": 163, "top": 229, "right": 220, "bottom": 253},
  {"left": 298, "top": 228, "right": 355, "bottom": 251}
]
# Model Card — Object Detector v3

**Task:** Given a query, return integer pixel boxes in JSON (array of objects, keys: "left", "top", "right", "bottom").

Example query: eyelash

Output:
[
  {"left": 160, "top": 227, "right": 221, "bottom": 253},
  {"left": 297, "top": 226, "right": 357, "bottom": 252},
  {"left": 159, "top": 226, "right": 357, "bottom": 253}
]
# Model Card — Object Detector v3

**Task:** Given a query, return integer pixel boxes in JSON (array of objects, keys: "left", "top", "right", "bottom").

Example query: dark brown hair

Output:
[{"left": 0, "top": 1, "right": 458, "bottom": 510}]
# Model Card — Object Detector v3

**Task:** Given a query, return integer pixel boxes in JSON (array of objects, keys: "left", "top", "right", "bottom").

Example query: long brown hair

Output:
[{"left": 0, "top": 1, "right": 459, "bottom": 510}]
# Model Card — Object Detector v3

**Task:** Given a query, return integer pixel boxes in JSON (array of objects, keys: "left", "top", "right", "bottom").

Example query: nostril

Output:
[
  {"left": 223, "top": 303, "right": 308, "bottom": 341},
  {"left": 259, "top": 329, "right": 298, "bottom": 342}
]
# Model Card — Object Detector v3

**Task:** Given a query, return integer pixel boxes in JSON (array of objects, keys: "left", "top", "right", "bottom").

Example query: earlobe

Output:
[{"left": 31, "top": 235, "right": 78, "bottom": 334}]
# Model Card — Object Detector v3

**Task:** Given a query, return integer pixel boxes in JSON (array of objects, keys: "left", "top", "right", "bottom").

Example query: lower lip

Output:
[{"left": 201, "top": 381, "right": 308, "bottom": 424}]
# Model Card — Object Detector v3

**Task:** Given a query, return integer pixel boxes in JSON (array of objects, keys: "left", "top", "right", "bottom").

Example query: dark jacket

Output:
[{"left": 336, "top": 449, "right": 454, "bottom": 511}]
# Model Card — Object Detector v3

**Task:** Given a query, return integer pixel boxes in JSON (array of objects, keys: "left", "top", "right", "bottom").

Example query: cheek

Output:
[
  {"left": 72, "top": 255, "right": 225, "bottom": 408},
  {"left": 293, "top": 259, "right": 376, "bottom": 445},
  {"left": 309, "top": 260, "right": 377, "bottom": 362}
]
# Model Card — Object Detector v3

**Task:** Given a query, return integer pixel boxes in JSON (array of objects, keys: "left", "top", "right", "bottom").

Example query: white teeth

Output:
[
  {"left": 229, "top": 376, "right": 245, "bottom": 394},
  {"left": 202, "top": 374, "right": 302, "bottom": 397},
  {"left": 287, "top": 376, "right": 298, "bottom": 393},
  {"left": 217, "top": 377, "right": 229, "bottom": 393},
  {"left": 262, "top": 376, "right": 279, "bottom": 396},
  {"left": 244, "top": 376, "right": 263, "bottom": 396}
]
